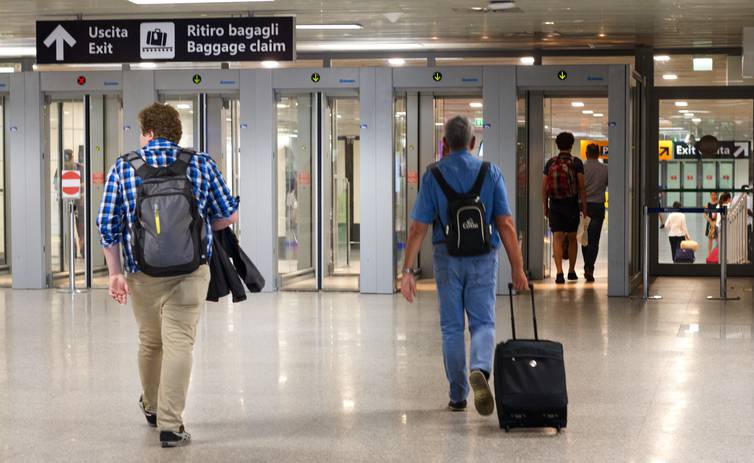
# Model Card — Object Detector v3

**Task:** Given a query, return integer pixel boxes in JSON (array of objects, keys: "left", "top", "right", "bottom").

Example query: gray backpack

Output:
[{"left": 124, "top": 149, "right": 207, "bottom": 277}]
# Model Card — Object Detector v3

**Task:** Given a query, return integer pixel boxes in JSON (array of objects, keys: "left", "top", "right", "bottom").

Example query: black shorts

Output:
[{"left": 549, "top": 196, "right": 580, "bottom": 233}]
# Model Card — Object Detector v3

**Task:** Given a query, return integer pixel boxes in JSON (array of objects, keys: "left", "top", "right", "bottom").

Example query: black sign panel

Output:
[
  {"left": 36, "top": 17, "right": 294, "bottom": 64},
  {"left": 674, "top": 140, "right": 751, "bottom": 159}
]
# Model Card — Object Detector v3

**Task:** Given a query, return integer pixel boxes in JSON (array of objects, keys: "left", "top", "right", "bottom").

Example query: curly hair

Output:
[{"left": 138, "top": 102, "right": 182, "bottom": 144}]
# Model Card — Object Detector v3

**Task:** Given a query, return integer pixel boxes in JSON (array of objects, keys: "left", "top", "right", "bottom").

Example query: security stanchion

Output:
[
  {"left": 59, "top": 201, "right": 85, "bottom": 295},
  {"left": 642, "top": 205, "right": 662, "bottom": 300},
  {"left": 707, "top": 206, "right": 740, "bottom": 301}
]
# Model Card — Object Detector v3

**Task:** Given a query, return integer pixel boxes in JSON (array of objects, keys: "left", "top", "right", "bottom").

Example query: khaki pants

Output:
[{"left": 128, "top": 265, "right": 210, "bottom": 432}]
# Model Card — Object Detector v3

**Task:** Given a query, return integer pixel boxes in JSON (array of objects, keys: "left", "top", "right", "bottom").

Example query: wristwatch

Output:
[{"left": 402, "top": 267, "right": 420, "bottom": 276}]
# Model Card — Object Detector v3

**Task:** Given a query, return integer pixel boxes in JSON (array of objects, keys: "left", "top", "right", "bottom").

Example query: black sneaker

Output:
[
  {"left": 555, "top": 273, "right": 565, "bottom": 284},
  {"left": 160, "top": 426, "right": 191, "bottom": 448},
  {"left": 585, "top": 273, "right": 595, "bottom": 283},
  {"left": 138, "top": 396, "right": 157, "bottom": 427},
  {"left": 447, "top": 399, "right": 467, "bottom": 412},
  {"left": 469, "top": 370, "right": 495, "bottom": 416},
  {"left": 567, "top": 271, "right": 578, "bottom": 281}
]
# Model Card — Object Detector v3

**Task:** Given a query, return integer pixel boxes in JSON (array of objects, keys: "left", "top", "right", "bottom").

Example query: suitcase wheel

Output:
[
  {"left": 555, "top": 426, "right": 561, "bottom": 433},
  {"left": 504, "top": 425, "right": 510, "bottom": 433}
]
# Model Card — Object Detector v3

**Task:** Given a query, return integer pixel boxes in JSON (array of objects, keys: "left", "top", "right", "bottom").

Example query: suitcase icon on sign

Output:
[{"left": 146, "top": 28, "right": 167, "bottom": 47}]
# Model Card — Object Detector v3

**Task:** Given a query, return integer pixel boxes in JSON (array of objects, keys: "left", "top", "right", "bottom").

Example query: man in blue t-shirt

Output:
[{"left": 400, "top": 116, "right": 527, "bottom": 416}]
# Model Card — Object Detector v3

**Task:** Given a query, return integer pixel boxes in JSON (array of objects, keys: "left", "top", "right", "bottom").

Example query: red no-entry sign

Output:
[{"left": 62, "top": 170, "right": 81, "bottom": 199}]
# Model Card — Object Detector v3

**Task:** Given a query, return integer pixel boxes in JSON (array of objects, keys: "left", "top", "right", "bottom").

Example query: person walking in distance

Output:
[
  {"left": 581, "top": 143, "right": 608, "bottom": 283},
  {"left": 543, "top": 132, "right": 587, "bottom": 284},
  {"left": 399, "top": 116, "right": 528, "bottom": 416},
  {"left": 97, "top": 103, "right": 238, "bottom": 448},
  {"left": 664, "top": 201, "right": 690, "bottom": 261},
  {"left": 705, "top": 191, "right": 719, "bottom": 255}
]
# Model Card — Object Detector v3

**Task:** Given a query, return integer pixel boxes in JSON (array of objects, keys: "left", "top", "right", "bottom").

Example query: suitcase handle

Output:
[{"left": 508, "top": 282, "right": 539, "bottom": 341}]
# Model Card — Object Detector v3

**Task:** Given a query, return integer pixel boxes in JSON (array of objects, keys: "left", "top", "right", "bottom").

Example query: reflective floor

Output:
[{"left": 1, "top": 277, "right": 753, "bottom": 462}]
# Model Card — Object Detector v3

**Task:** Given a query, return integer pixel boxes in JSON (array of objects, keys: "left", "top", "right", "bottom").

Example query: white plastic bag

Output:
[{"left": 577, "top": 216, "right": 591, "bottom": 247}]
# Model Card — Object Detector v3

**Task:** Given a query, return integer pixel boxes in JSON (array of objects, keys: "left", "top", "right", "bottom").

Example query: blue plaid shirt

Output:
[{"left": 96, "top": 138, "right": 239, "bottom": 274}]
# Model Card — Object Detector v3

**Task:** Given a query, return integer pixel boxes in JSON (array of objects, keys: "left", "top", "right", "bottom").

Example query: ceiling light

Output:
[
  {"left": 654, "top": 55, "right": 671, "bottom": 62},
  {"left": 662, "top": 74, "right": 678, "bottom": 80},
  {"left": 469, "top": 102, "right": 483, "bottom": 108},
  {"left": 129, "top": 0, "right": 272, "bottom": 3},
  {"left": 296, "top": 24, "right": 363, "bottom": 30},
  {"left": 675, "top": 101, "right": 688, "bottom": 107},
  {"left": 692, "top": 118, "right": 702, "bottom": 123},
  {"left": 678, "top": 109, "right": 689, "bottom": 113},
  {"left": 582, "top": 110, "right": 594, "bottom": 114},
  {"left": 337, "top": 115, "right": 342, "bottom": 119},
  {"left": 543, "top": 21, "right": 555, "bottom": 25},
  {"left": 136, "top": 62, "right": 157, "bottom": 69},
  {"left": 0, "top": 46, "right": 35, "bottom": 57},
  {"left": 488, "top": 1, "right": 517, "bottom": 11},
  {"left": 435, "top": 122, "right": 443, "bottom": 126},
  {"left": 317, "top": 42, "right": 423, "bottom": 51},
  {"left": 684, "top": 113, "right": 695, "bottom": 118},
  {"left": 571, "top": 101, "right": 585, "bottom": 107},
  {"left": 0, "top": 67, "right": 14, "bottom": 73},
  {"left": 176, "top": 104, "right": 191, "bottom": 110},
  {"left": 388, "top": 58, "right": 406, "bottom": 66},
  {"left": 598, "top": 33, "right": 607, "bottom": 38},
  {"left": 277, "top": 103, "right": 289, "bottom": 109},
  {"left": 593, "top": 113, "right": 604, "bottom": 117},
  {"left": 471, "top": 6, "right": 484, "bottom": 10},
  {"left": 261, "top": 61, "right": 280, "bottom": 69},
  {"left": 693, "top": 57, "right": 713, "bottom": 71},
  {"left": 520, "top": 56, "right": 536, "bottom": 65},
  {"left": 395, "top": 111, "right": 406, "bottom": 117}
]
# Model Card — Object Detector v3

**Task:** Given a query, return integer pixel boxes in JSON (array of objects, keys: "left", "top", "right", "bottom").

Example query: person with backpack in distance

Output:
[
  {"left": 97, "top": 103, "right": 239, "bottom": 448},
  {"left": 399, "top": 116, "right": 528, "bottom": 416},
  {"left": 543, "top": 132, "right": 587, "bottom": 284},
  {"left": 581, "top": 143, "right": 608, "bottom": 283}
]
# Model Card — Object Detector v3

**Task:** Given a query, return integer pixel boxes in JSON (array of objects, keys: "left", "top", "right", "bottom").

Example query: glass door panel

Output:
[
  {"left": 324, "top": 97, "right": 360, "bottom": 291},
  {"left": 162, "top": 97, "right": 196, "bottom": 148},
  {"left": 433, "top": 97, "right": 484, "bottom": 159},
  {"left": 657, "top": 98, "right": 753, "bottom": 267},
  {"left": 0, "top": 96, "right": 6, "bottom": 269},
  {"left": 276, "top": 94, "right": 316, "bottom": 290},
  {"left": 394, "top": 97, "right": 408, "bottom": 288}
]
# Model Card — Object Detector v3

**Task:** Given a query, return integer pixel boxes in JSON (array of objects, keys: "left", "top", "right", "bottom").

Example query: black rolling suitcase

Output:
[{"left": 494, "top": 283, "right": 568, "bottom": 432}]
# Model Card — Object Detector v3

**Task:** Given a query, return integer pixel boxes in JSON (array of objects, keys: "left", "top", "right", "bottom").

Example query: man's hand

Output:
[
  {"left": 511, "top": 268, "right": 529, "bottom": 292},
  {"left": 109, "top": 274, "right": 129, "bottom": 305},
  {"left": 400, "top": 274, "right": 417, "bottom": 303}
]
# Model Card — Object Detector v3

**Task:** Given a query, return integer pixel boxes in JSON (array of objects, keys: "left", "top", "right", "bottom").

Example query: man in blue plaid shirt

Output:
[{"left": 97, "top": 103, "right": 238, "bottom": 448}]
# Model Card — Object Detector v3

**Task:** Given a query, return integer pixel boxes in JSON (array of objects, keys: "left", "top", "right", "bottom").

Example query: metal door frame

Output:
[
  {"left": 517, "top": 65, "right": 634, "bottom": 296},
  {"left": 0, "top": 82, "right": 11, "bottom": 272},
  {"left": 40, "top": 71, "right": 124, "bottom": 288}
]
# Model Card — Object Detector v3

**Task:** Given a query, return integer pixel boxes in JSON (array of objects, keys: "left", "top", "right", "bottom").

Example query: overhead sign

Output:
[
  {"left": 673, "top": 140, "right": 751, "bottom": 160},
  {"left": 579, "top": 140, "right": 608, "bottom": 160},
  {"left": 310, "top": 72, "right": 321, "bottom": 83},
  {"left": 432, "top": 71, "right": 443, "bottom": 82},
  {"left": 36, "top": 17, "right": 295, "bottom": 64},
  {"left": 557, "top": 70, "right": 568, "bottom": 81},
  {"left": 61, "top": 170, "right": 81, "bottom": 200},
  {"left": 659, "top": 140, "right": 673, "bottom": 161}
]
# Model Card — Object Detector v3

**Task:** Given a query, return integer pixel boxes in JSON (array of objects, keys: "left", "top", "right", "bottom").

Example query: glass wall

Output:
[
  {"left": 324, "top": 97, "right": 361, "bottom": 291},
  {"left": 49, "top": 100, "right": 86, "bottom": 281},
  {"left": 433, "top": 97, "right": 484, "bottom": 159},
  {"left": 163, "top": 98, "right": 195, "bottom": 148},
  {"left": 654, "top": 54, "right": 754, "bottom": 87},
  {"left": 276, "top": 95, "right": 315, "bottom": 290},
  {"left": 657, "top": 98, "right": 753, "bottom": 264},
  {"left": 0, "top": 96, "right": 6, "bottom": 268},
  {"left": 544, "top": 96, "right": 610, "bottom": 279},
  {"left": 394, "top": 97, "right": 408, "bottom": 288}
]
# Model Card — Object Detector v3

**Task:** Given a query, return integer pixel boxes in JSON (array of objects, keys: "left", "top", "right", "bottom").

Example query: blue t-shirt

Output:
[{"left": 411, "top": 151, "right": 511, "bottom": 247}]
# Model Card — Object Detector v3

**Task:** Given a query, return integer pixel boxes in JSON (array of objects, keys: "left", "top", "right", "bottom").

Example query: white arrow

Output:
[{"left": 43, "top": 25, "right": 77, "bottom": 61}]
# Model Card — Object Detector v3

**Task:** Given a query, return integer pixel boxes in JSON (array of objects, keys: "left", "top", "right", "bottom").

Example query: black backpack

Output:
[
  {"left": 431, "top": 162, "right": 493, "bottom": 256},
  {"left": 124, "top": 149, "right": 207, "bottom": 277}
]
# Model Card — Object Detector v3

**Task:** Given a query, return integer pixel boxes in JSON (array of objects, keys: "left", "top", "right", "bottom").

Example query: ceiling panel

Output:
[{"left": 0, "top": 0, "right": 752, "bottom": 57}]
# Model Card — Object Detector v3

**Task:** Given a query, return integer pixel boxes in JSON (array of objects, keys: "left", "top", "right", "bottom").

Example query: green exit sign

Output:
[{"left": 474, "top": 117, "right": 484, "bottom": 127}]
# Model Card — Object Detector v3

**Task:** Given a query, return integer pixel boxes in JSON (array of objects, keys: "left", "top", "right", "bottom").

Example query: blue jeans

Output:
[{"left": 433, "top": 244, "right": 498, "bottom": 403}]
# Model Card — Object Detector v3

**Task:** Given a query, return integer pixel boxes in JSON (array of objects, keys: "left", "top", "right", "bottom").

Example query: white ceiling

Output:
[{"left": 0, "top": 0, "right": 752, "bottom": 57}]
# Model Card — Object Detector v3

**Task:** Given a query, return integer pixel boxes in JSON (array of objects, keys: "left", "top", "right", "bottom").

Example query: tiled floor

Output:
[{"left": 1, "top": 276, "right": 753, "bottom": 462}]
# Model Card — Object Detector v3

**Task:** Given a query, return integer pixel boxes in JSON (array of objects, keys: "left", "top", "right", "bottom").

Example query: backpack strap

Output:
[
  {"left": 168, "top": 148, "right": 196, "bottom": 175},
  {"left": 122, "top": 151, "right": 154, "bottom": 179},
  {"left": 430, "top": 166, "right": 459, "bottom": 201},
  {"left": 469, "top": 162, "right": 490, "bottom": 196}
]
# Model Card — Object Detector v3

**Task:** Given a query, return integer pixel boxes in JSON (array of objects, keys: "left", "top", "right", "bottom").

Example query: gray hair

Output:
[{"left": 444, "top": 116, "right": 474, "bottom": 151}]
